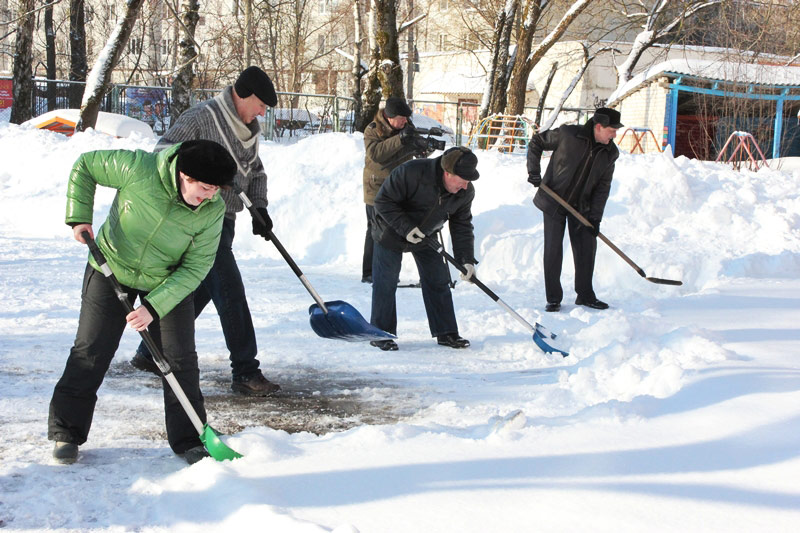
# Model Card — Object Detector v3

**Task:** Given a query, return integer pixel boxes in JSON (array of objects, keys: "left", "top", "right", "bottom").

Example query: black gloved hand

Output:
[
  {"left": 252, "top": 207, "right": 273, "bottom": 239},
  {"left": 588, "top": 218, "right": 600, "bottom": 238},
  {"left": 527, "top": 173, "right": 542, "bottom": 187},
  {"left": 399, "top": 124, "right": 415, "bottom": 145}
]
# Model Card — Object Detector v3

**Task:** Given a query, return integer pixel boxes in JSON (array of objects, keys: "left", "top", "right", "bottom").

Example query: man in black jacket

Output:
[
  {"left": 370, "top": 147, "right": 480, "bottom": 351},
  {"left": 527, "top": 108, "right": 622, "bottom": 312}
]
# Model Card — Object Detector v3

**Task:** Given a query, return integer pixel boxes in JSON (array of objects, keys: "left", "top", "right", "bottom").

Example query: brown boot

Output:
[{"left": 231, "top": 372, "right": 281, "bottom": 396}]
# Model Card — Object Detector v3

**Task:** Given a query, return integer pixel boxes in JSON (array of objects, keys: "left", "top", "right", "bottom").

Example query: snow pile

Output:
[{"left": 1, "top": 122, "right": 799, "bottom": 532}]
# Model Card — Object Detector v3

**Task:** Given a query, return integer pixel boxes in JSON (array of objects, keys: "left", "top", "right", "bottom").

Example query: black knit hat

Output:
[
  {"left": 384, "top": 97, "right": 412, "bottom": 118},
  {"left": 441, "top": 146, "right": 479, "bottom": 181},
  {"left": 234, "top": 66, "right": 278, "bottom": 107},
  {"left": 593, "top": 107, "right": 623, "bottom": 128},
  {"left": 176, "top": 140, "right": 237, "bottom": 187}
]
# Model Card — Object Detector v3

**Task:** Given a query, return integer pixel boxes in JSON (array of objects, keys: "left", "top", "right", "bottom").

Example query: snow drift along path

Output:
[{"left": 0, "top": 123, "right": 798, "bottom": 532}]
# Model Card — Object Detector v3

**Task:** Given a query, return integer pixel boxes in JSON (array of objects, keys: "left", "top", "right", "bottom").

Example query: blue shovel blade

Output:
[
  {"left": 309, "top": 300, "right": 396, "bottom": 342},
  {"left": 533, "top": 323, "right": 569, "bottom": 357}
]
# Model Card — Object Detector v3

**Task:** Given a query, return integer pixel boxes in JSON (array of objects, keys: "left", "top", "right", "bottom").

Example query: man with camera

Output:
[{"left": 361, "top": 96, "right": 432, "bottom": 283}]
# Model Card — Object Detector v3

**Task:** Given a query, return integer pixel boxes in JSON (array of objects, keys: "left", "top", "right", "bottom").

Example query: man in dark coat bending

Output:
[
  {"left": 527, "top": 107, "right": 622, "bottom": 312},
  {"left": 370, "top": 147, "right": 480, "bottom": 351}
]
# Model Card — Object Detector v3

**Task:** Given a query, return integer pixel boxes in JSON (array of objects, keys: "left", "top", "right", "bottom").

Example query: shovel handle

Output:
[
  {"left": 538, "top": 183, "right": 674, "bottom": 283},
  {"left": 237, "top": 191, "right": 330, "bottom": 314},
  {"left": 423, "top": 238, "right": 537, "bottom": 334},
  {"left": 80, "top": 232, "right": 206, "bottom": 435}
]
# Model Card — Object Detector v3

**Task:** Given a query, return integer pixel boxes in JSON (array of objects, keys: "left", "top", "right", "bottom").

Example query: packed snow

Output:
[{"left": 0, "top": 122, "right": 799, "bottom": 532}]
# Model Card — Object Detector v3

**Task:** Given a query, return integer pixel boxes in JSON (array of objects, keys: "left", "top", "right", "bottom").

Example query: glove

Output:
[
  {"left": 527, "top": 173, "right": 542, "bottom": 187},
  {"left": 399, "top": 124, "right": 415, "bottom": 145},
  {"left": 460, "top": 263, "right": 476, "bottom": 283},
  {"left": 252, "top": 207, "right": 273, "bottom": 239},
  {"left": 405, "top": 226, "right": 425, "bottom": 244},
  {"left": 588, "top": 218, "right": 600, "bottom": 238}
]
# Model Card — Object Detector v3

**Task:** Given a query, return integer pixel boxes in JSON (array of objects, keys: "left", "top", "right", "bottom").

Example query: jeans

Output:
[
  {"left": 542, "top": 209, "right": 597, "bottom": 304},
  {"left": 49, "top": 263, "right": 205, "bottom": 454},
  {"left": 370, "top": 241, "right": 458, "bottom": 337},
  {"left": 137, "top": 217, "right": 260, "bottom": 379}
]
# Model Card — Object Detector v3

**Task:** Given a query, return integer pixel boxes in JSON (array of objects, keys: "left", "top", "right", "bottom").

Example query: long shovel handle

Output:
[
  {"left": 237, "top": 191, "right": 330, "bottom": 313},
  {"left": 82, "top": 232, "right": 205, "bottom": 436},
  {"left": 538, "top": 183, "right": 682, "bottom": 286},
  {"left": 424, "top": 238, "right": 537, "bottom": 335}
]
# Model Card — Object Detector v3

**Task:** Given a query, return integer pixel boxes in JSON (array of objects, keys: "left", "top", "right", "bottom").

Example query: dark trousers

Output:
[
  {"left": 370, "top": 241, "right": 458, "bottom": 337},
  {"left": 137, "top": 217, "right": 260, "bottom": 379},
  {"left": 542, "top": 209, "right": 597, "bottom": 304},
  {"left": 362, "top": 205, "right": 375, "bottom": 280},
  {"left": 49, "top": 264, "right": 205, "bottom": 454}
]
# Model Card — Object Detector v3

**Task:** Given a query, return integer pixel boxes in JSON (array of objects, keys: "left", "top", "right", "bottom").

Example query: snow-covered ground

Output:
[{"left": 1, "top": 122, "right": 799, "bottom": 532}]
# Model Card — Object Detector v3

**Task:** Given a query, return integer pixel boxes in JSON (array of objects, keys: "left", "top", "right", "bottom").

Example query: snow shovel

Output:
[
  {"left": 424, "top": 238, "right": 568, "bottom": 357},
  {"left": 237, "top": 191, "right": 395, "bottom": 342},
  {"left": 539, "top": 183, "right": 683, "bottom": 286},
  {"left": 82, "top": 232, "right": 242, "bottom": 462}
]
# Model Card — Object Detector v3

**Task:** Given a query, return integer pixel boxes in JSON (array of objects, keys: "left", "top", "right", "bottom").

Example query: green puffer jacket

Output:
[{"left": 65, "top": 143, "right": 225, "bottom": 319}]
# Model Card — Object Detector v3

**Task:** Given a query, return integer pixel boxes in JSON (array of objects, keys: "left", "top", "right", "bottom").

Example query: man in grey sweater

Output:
[{"left": 131, "top": 66, "right": 281, "bottom": 396}]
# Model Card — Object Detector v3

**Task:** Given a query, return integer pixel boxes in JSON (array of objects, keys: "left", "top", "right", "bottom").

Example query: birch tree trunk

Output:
[
  {"left": 171, "top": 0, "right": 200, "bottom": 121},
  {"left": 479, "top": 0, "right": 518, "bottom": 120},
  {"left": 69, "top": 0, "right": 87, "bottom": 108},
  {"left": 10, "top": 0, "right": 35, "bottom": 124},
  {"left": 76, "top": 0, "right": 146, "bottom": 132}
]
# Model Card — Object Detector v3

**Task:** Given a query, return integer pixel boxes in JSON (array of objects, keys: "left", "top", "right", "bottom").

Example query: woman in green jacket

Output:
[{"left": 48, "top": 140, "right": 235, "bottom": 465}]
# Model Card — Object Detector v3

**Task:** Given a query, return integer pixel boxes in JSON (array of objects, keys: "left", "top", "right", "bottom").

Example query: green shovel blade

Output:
[{"left": 199, "top": 424, "right": 243, "bottom": 461}]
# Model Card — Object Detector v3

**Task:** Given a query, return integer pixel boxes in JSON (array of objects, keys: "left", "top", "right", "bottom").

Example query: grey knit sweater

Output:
[{"left": 156, "top": 86, "right": 268, "bottom": 218}]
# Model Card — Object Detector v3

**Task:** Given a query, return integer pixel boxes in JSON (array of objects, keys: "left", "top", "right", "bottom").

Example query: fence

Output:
[{"left": 1, "top": 77, "right": 594, "bottom": 147}]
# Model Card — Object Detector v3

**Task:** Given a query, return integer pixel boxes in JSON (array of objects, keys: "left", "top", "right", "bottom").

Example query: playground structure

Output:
[
  {"left": 468, "top": 114, "right": 536, "bottom": 154},
  {"left": 616, "top": 127, "right": 664, "bottom": 154},
  {"left": 715, "top": 131, "right": 769, "bottom": 171}
]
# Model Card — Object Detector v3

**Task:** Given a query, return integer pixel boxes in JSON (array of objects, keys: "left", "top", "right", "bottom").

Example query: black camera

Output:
[{"left": 411, "top": 126, "right": 446, "bottom": 152}]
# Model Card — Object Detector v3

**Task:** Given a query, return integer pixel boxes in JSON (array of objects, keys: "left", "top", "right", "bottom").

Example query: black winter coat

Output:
[
  {"left": 372, "top": 156, "right": 476, "bottom": 264},
  {"left": 527, "top": 121, "right": 618, "bottom": 220}
]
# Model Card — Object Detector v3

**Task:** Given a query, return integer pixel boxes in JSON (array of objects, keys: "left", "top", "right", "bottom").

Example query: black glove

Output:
[
  {"left": 399, "top": 124, "right": 415, "bottom": 145},
  {"left": 588, "top": 218, "right": 600, "bottom": 238},
  {"left": 527, "top": 173, "right": 542, "bottom": 187},
  {"left": 252, "top": 207, "right": 273, "bottom": 239}
]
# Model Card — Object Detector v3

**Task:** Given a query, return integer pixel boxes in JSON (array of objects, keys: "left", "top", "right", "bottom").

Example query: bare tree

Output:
[
  {"left": 362, "top": 0, "right": 404, "bottom": 119},
  {"left": 613, "top": 0, "right": 722, "bottom": 89},
  {"left": 170, "top": 0, "right": 199, "bottom": 120},
  {"left": 10, "top": 0, "right": 35, "bottom": 124},
  {"left": 76, "top": 0, "right": 146, "bottom": 131},
  {"left": 44, "top": 0, "right": 57, "bottom": 110},
  {"left": 505, "top": 0, "right": 594, "bottom": 116},
  {"left": 480, "top": 0, "right": 518, "bottom": 120},
  {"left": 69, "top": 0, "right": 87, "bottom": 107}
]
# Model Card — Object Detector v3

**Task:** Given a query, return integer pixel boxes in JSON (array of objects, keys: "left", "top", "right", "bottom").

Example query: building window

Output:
[
  {"left": 128, "top": 38, "right": 141, "bottom": 55},
  {"left": 317, "top": 35, "right": 326, "bottom": 55},
  {"left": 439, "top": 0, "right": 448, "bottom": 10},
  {"left": 438, "top": 34, "right": 449, "bottom": 51},
  {"left": 161, "top": 39, "right": 172, "bottom": 55}
]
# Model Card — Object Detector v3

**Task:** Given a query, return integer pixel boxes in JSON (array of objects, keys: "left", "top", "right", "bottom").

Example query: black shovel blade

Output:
[
  {"left": 309, "top": 300, "right": 396, "bottom": 342},
  {"left": 645, "top": 277, "right": 683, "bottom": 286}
]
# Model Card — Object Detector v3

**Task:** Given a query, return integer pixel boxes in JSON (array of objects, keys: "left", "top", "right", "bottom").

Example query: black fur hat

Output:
[
  {"left": 234, "top": 66, "right": 278, "bottom": 107},
  {"left": 384, "top": 97, "right": 412, "bottom": 118},
  {"left": 593, "top": 107, "right": 624, "bottom": 128},
  {"left": 441, "top": 146, "right": 479, "bottom": 181},
  {"left": 176, "top": 140, "right": 237, "bottom": 187}
]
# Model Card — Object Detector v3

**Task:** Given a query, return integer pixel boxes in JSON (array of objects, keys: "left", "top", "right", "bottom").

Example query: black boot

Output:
[
  {"left": 231, "top": 372, "right": 281, "bottom": 396},
  {"left": 545, "top": 302, "right": 561, "bottom": 312},
  {"left": 53, "top": 441, "right": 79, "bottom": 464},
  {"left": 181, "top": 445, "right": 210, "bottom": 465},
  {"left": 130, "top": 350, "right": 160, "bottom": 376},
  {"left": 575, "top": 296, "right": 609, "bottom": 310},
  {"left": 437, "top": 333, "right": 470, "bottom": 349},
  {"left": 370, "top": 339, "right": 399, "bottom": 351}
]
